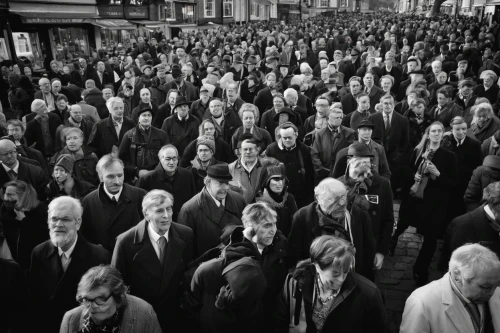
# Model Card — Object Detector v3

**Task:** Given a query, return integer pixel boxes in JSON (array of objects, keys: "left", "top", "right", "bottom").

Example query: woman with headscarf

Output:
[
  {"left": 255, "top": 163, "right": 298, "bottom": 238},
  {"left": 187, "top": 135, "right": 220, "bottom": 192},
  {"left": 60, "top": 265, "right": 162, "bottom": 333},
  {"left": 0, "top": 180, "right": 48, "bottom": 270}
]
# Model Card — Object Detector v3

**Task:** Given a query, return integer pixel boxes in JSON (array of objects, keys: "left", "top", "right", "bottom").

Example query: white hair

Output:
[
  {"left": 474, "top": 102, "right": 493, "bottom": 116},
  {"left": 38, "top": 78, "right": 50, "bottom": 86},
  {"left": 48, "top": 196, "right": 83, "bottom": 220},
  {"left": 284, "top": 88, "right": 298, "bottom": 98},
  {"left": 142, "top": 189, "right": 174, "bottom": 216},
  {"left": 449, "top": 243, "right": 500, "bottom": 282},
  {"left": 480, "top": 70, "right": 498, "bottom": 82},
  {"left": 31, "top": 99, "right": 46, "bottom": 112},
  {"left": 314, "top": 178, "right": 346, "bottom": 202},
  {"left": 290, "top": 75, "right": 304, "bottom": 86},
  {"left": 300, "top": 63, "right": 313, "bottom": 73},
  {"left": 431, "top": 60, "right": 442, "bottom": 67},
  {"left": 106, "top": 96, "right": 124, "bottom": 111}
]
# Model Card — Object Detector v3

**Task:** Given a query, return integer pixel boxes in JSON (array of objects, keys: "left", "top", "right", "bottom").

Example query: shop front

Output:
[
  {"left": 278, "top": 0, "right": 301, "bottom": 21},
  {"left": 0, "top": 0, "right": 14, "bottom": 63},
  {"left": 8, "top": 0, "right": 98, "bottom": 69}
]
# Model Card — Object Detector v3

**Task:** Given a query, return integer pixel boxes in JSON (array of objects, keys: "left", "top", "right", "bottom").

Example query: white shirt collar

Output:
[
  {"left": 207, "top": 188, "right": 225, "bottom": 207},
  {"left": 58, "top": 234, "right": 78, "bottom": 259},
  {"left": 177, "top": 113, "right": 189, "bottom": 121},
  {"left": 484, "top": 205, "right": 496, "bottom": 221},
  {"left": 383, "top": 111, "right": 393, "bottom": 121},
  {"left": 484, "top": 85, "right": 491, "bottom": 91},
  {"left": 2, "top": 161, "right": 19, "bottom": 174},
  {"left": 241, "top": 158, "right": 258, "bottom": 173},
  {"left": 148, "top": 220, "right": 169, "bottom": 243},
  {"left": 103, "top": 184, "right": 123, "bottom": 201}
]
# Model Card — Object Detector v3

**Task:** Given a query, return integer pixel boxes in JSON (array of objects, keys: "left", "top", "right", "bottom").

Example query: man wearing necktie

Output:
[
  {"left": 112, "top": 189, "right": 193, "bottom": 332},
  {"left": 29, "top": 196, "right": 111, "bottom": 333}
]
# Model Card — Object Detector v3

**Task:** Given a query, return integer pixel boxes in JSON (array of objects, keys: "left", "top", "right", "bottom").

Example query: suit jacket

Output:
[
  {"left": 77, "top": 101, "right": 101, "bottom": 124},
  {"left": 340, "top": 93, "right": 358, "bottom": 116},
  {"left": 0, "top": 159, "right": 48, "bottom": 200},
  {"left": 279, "top": 49, "right": 298, "bottom": 67},
  {"left": 369, "top": 111, "right": 409, "bottom": 164},
  {"left": 111, "top": 220, "right": 193, "bottom": 332},
  {"left": 81, "top": 183, "right": 147, "bottom": 251},
  {"left": 473, "top": 84, "right": 500, "bottom": 105},
  {"left": 24, "top": 113, "right": 63, "bottom": 157},
  {"left": 311, "top": 125, "right": 355, "bottom": 182},
  {"left": 91, "top": 71, "right": 112, "bottom": 91},
  {"left": 34, "top": 91, "right": 57, "bottom": 111},
  {"left": 397, "top": 78, "right": 411, "bottom": 102},
  {"left": 30, "top": 234, "right": 111, "bottom": 333},
  {"left": 253, "top": 86, "right": 274, "bottom": 122},
  {"left": 87, "top": 116, "right": 136, "bottom": 158},
  {"left": 400, "top": 273, "right": 500, "bottom": 333},
  {"left": 427, "top": 102, "right": 463, "bottom": 131}
]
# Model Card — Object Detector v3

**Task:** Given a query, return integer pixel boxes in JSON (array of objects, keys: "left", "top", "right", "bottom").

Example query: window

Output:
[
  {"left": 252, "top": 3, "right": 260, "bottom": 17},
  {"left": 320, "top": 0, "right": 329, "bottom": 6},
  {"left": 205, "top": 0, "right": 214, "bottom": 17},
  {"left": 182, "top": 4, "right": 196, "bottom": 23},
  {"left": 224, "top": 0, "right": 233, "bottom": 17},
  {"left": 159, "top": 2, "right": 175, "bottom": 20}
]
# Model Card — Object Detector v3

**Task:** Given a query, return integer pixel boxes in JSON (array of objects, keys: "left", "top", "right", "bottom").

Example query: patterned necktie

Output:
[
  {"left": 158, "top": 236, "right": 167, "bottom": 265},
  {"left": 219, "top": 200, "right": 225, "bottom": 212},
  {"left": 435, "top": 105, "right": 442, "bottom": 118},
  {"left": 384, "top": 115, "right": 391, "bottom": 132}
]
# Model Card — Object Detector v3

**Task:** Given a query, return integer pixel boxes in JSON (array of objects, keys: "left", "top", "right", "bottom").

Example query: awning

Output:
[
  {"left": 9, "top": 2, "right": 98, "bottom": 19},
  {"left": 441, "top": 0, "right": 455, "bottom": 6},
  {"left": 128, "top": 20, "right": 165, "bottom": 28},
  {"left": 85, "top": 19, "right": 137, "bottom": 30}
]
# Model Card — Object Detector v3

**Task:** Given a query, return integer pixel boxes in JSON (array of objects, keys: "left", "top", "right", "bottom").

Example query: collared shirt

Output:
[
  {"left": 147, "top": 221, "right": 170, "bottom": 260},
  {"left": 97, "top": 71, "right": 103, "bottom": 83},
  {"left": 484, "top": 85, "right": 491, "bottom": 92},
  {"left": 383, "top": 111, "right": 393, "bottom": 125},
  {"left": 207, "top": 188, "right": 226, "bottom": 207},
  {"left": 103, "top": 184, "right": 123, "bottom": 202},
  {"left": 178, "top": 114, "right": 189, "bottom": 122},
  {"left": 213, "top": 116, "right": 224, "bottom": 126},
  {"left": 449, "top": 274, "right": 485, "bottom": 333},
  {"left": 2, "top": 161, "right": 19, "bottom": 174},
  {"left": 456, "top": 137, "right": 465, "bottom": 146},
  {"left": 484, "top": 205, "right": 496, "bottom": 221},
  {"left": 112, "top": 118, "right": 123, "bottom": 137},
  {"left": 58, "top": 234, "right": 78, "bottom": 270},
  {"left": 44, "top": 92, "right": 55, "bottom": 111},
  {"left": 240, "top": 158, "right": 259, "bottom": 174}
]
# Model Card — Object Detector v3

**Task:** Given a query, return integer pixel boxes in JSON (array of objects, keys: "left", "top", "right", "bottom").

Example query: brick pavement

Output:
[{"left": 376, "top": 202, "right": 444, "bottom": 333}]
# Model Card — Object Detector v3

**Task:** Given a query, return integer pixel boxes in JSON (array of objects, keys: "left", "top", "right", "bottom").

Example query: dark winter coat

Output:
[
  {"left": 464, "top": 155, "right": 500, "bottom": 212},
  {"left": 44, "top": 177, "right": 96, "bottom": 202},
  {"left": 84, "top": 88, "right": 109, "bottom": 119},
  {"left": 136, "top": 164, "right": 197, "bottom": 222},
  {"left": 161, "top": 114, "right": 201, "bottom": 156},
  {"left": 24, "top": 113, "right": 63, "bottom": 157},
  {"left": 50, "top": 147, "right": 99, "bottom": 185},
  {"left": 287, "top": 202, "right": 376, "bottom": 278},
  {"left": 177, "top": 188, "right": 246, "bottom": 258},
  {"left": 87, "top": 116, "right": 136, "bottom": 158}
]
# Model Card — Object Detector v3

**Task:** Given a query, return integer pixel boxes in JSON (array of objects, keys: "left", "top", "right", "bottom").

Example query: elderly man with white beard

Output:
[{"left": 29, "top": 196, "right": 110, "bottom": 333}]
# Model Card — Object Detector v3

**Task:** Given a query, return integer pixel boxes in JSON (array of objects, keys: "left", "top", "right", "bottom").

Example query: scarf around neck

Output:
[{"left": 79, "top": 309, "right": 122, "bottom": 333}]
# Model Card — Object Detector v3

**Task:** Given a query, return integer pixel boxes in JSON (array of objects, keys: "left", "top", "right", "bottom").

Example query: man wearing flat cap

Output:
[
  {"left": 178, "top": 163, "right": 246, "bottom": 258},
  {"left": 190, "top": 86, "right": 213, "bottom": 121},
  {"left": 161, "top": 96, "right": 200, "bottom": 156},
  {"left": 337, "top": 142, "right": 394, "bottom": 279}
]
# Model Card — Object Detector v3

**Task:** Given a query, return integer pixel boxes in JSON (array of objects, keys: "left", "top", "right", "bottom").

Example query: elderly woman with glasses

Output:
[
  {"left": 274, "top": 235, "right": 388, "bottom": 333},
  {"left": 60, "top": 265, "right": 162, "bottom": 333},
  {"left": 469, "top": 102, "right": 500, "bottom": 143}
]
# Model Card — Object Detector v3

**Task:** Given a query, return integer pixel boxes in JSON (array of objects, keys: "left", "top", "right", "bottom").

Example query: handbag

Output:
[
  {"left": 284, "top": 274, "right": 307, "bottom": 333},
  {"left": 409, "top": 148, "right": 436, "bottom": 199}
]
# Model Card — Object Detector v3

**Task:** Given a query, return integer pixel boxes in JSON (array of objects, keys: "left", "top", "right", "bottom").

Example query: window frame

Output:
[
  {"left": 205, "top": 0, "right": 215, "bottom": 18},
  {"left": 223, "top": 0, "right": 233, "bottom": 17}
]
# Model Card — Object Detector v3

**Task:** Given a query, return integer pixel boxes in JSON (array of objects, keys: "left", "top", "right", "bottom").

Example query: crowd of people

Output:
[{"left": 1, "top": 9, "right": 500, "bottom": 333}]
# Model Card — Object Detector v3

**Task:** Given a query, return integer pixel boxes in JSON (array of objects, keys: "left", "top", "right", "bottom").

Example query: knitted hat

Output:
[
  {"left": 55, "top": 154, "right": 74, "bottom": 173},
  {"left": 197, "top": 135, "right": 216, "bottom": 153}
]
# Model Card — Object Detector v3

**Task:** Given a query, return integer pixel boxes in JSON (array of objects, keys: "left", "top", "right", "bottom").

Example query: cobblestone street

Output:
[{"left": 376, "top": 202, "right": 444, "bottom": 333}]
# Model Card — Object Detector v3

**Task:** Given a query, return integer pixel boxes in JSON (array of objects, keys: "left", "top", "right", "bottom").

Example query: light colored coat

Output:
[
  {"left": 400, "top": 273, "right": 500, "bottom": 333},
  {"left": 59, "top": 294, "right": 163, "bottom": 333}
]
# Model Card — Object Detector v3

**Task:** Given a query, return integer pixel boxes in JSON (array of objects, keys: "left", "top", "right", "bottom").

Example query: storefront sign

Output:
[
  {"left": 124, "top": 6, "right": 149, "bottom": 19},
  {"left": 278, "top": 0, "right": 299, "bottom": 3},
  {"left": 21, "top": 18, "right": 85, "bottom": 24},
  {"left": 98, "top": 5, "right": 125, "bottom": 18}
]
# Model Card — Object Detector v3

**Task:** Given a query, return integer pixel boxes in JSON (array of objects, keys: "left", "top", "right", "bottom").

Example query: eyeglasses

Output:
[
  {"left": 0, "top": 150, "right": 17, "bottom": 157},
  {"left": 162, "top": 157, "right": 178, "bottom": 162},
  {"left": 49, "top": 216, "right": 76, "bottom": 224},
  {"left": 78, "top": 294, "right": 113, "bottom": 307}
]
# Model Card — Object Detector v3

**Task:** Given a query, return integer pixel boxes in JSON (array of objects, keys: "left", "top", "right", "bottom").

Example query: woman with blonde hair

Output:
[{"left": 391, "top": 121, "right": 458, "bottom": 285}]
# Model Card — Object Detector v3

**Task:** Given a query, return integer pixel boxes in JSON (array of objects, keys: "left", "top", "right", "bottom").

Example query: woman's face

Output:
[
  {"left": 269, "top": 177, "right": 285, "bottom": 194},
  {"left": 51, "top": 63, "right": 59, "bottom": 73},
  {"left": 476, "top": 110, "right": 491, "bottom": 128},
  {"left": 53, "top": 166, "right": 70, "bottom": 184},
  {"left": 316, "top": 264, "right": 349, "bottom": 292},
  {"left": 3, "top": 186, "right": 19, "bottom": 205},
  {"left": 437, "top": 93, "right": 449, "bottom": 107},
  {"left": 428, "top": 124, "right": 444, "bottom": 143},
  {"left": 437, "top": 72, "right": 448, "bottom": 85},
  {"left": 203, "top": 122, "right": 216, "bottom": 137},
  {"left": 484, "top": 75, "right": 494, "bottom": 88},
  {"left": 57, "top": 99, "right": 67, "bottom": 110},
  {"left": 63, "top": 66, "right": 70, "bottom": 75},
  {"left": 381, "top": 78, "right": 392, "bottom": 92},
  {"left": 273, "top": 97, "right": 284, "bottom": 111},
  {"left": 24, "top": 67, "right": 32, "bottom": 76},
  {"left": 83, "top": 286, "right": 118, "bottom": 325},
  {"left": 66, "top": 132, "right": 83, "bottom": 152}
]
